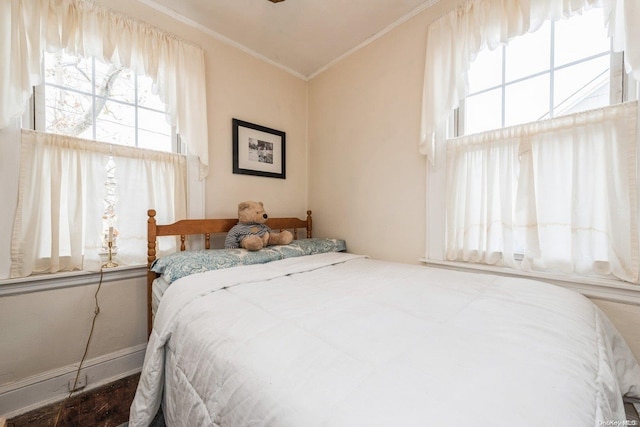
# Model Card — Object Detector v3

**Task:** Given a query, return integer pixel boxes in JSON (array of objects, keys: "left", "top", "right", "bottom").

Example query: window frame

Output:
[
  {"left": 33, "top": 53, "right": 179, "bottom": 153},
  {"left": 455, "top": 19, "right": 626, "bottom": 138}
]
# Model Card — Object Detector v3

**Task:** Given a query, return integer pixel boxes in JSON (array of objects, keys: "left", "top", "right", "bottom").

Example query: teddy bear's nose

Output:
[{"left": 263, "top": 213, "right": 268, "bottom": 219}]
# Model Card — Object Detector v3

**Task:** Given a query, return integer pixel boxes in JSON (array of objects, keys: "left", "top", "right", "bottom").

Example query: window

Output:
[
  {"left": 1, "top": 1, "right": 207, "bottom": 280},
  {"left": 426, "top": 8, "right": 640, "bottom": 285},
  {"left": 458, "top": 8, "right": 622, "bottom": 136},
  {"left": 35, "top": 51, "right": 176, "bottom": 152},
  {"left": 7, "top": 49, "right": 188, "bottom": 278}
]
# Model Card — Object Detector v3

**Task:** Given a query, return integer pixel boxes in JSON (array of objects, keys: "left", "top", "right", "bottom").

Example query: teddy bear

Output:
[{"left": 224, "top": 201, "right": 294, "bottom": 251}]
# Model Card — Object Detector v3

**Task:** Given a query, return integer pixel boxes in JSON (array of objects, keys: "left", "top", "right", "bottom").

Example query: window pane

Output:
[
  {"left": 504, "top": 74, "right": 550, "bottom": 126},
  {"left": 505, "top": 21, "right": 550, "bottom": 82},
  {"left": 553, "top": 56, "right": 610, "bottom": 117},
  {"left": 138, "top": 109, "right": 172, "bottom": 152},
  {"left": 40, "top": 52, "right": 174, "bottom": 152},
  {"left": 555, "top": 8, "right": 610, "bottom": 67},
  {"left": 44, "top": 86, "right": 93, "bottom": 138},
  {"left": 44, "top": 51, "right": 93, "bottom": 94},
  {"left": 464, "top": 88, "right": 502, "bottom": 134},
  {"left": 468, "top": 47, "right": 503, "bottom": 94},
  {"left": 95, "top": 101, "right": 135, "bottom": 145}
]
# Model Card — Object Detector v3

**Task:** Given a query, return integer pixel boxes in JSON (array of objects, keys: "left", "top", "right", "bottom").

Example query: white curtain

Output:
[
  {"left": 446, "top": 102, "right": 639, "bottom": 283},
  {"left": 517, "top": 102, "right": 638, "bottom": 282},
  {"left": 10, "top": 130, "right": 187, "bottom": 278},
  {"left": 445, "top": 128, "right": 521, "bottom": 267},
  {"left": 0, "top": 0, "right": 209, "bottom": 178},
  {"left": 607, "top": 0, "right": 640, "bottom": 80},
  {"left": 420, "top": 0, "right": 640, "bottom": 165}
]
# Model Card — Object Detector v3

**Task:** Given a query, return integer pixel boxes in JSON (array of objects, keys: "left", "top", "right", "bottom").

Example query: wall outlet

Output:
[{"left": 68, "top": 374, "right": 87, "bottom": 392}]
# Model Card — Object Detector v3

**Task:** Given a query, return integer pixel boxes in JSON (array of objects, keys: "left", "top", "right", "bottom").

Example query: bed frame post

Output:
[
  {"left": 147, "top": 209, "right": 158, "bottom": 337},
  {"left": 306, "top": 210, "right": 312, "bottom": 238}
]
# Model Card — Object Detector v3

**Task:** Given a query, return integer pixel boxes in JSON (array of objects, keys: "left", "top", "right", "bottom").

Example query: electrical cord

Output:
[{"left": 52, "top": 267, "right": 103, "bottom": 427}]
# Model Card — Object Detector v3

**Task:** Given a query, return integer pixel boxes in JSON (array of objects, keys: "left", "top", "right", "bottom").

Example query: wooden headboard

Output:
[{"left": 146, "top": 209, "right": 313, "bottom": 336}]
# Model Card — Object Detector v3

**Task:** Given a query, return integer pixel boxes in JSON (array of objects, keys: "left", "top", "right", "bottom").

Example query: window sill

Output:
[
  {"left": 0, "top": 264, "right": 147, "bottom": 297},
  {"left": 419, "top": 258, "right": 640, "bottom": 306}
]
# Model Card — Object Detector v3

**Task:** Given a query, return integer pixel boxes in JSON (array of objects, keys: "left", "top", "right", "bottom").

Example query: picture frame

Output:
[{"left": 232, "top": 118, "right": 286, "bottom": 179}]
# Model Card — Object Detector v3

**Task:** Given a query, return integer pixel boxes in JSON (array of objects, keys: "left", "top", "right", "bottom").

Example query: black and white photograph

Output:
[
  {"left": 233, "top": 118, "right": 285, "bottom": 179},
  {"left": 248, "top": 138, "right": 274, "bottom": 164}
]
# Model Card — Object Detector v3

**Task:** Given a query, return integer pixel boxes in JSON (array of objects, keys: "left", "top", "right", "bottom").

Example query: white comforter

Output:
[{"left": 130, "top": 253, "right": 640, "bottom": 426}]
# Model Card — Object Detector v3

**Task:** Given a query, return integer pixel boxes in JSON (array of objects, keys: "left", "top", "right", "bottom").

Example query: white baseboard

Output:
[{"left": 0, "top": 343, "right": 147, "bottom": 419}]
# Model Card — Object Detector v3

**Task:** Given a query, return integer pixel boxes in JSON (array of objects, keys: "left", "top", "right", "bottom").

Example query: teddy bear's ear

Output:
[
  {"left": 258, "top": 201, "right": 264, "bottom": 207},
  {"left": 238, "top": 202, "right": 251, "bottom": 211}
]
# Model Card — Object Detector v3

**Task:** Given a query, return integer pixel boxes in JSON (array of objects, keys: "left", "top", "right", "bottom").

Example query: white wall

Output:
[
  {"left": 0, "top": 275, "right": 147, "bottom": 386},
  {"left": 204, "top": 41, "right": 309, "bottom": 218},
  {"left": 307, "top": 0, "right": 455, "bottom": 263}
]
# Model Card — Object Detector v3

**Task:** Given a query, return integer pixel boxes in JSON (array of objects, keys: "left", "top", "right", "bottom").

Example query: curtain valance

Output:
[
  {"left": 420, "top": 0, "right": 640, "bottom": 165},
  {"left": 0, "top": 0, "right": 209, "bottom": 178}
]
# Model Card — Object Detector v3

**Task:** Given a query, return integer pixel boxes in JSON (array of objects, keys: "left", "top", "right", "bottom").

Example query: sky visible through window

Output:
[
  {"left": 464, "top": 8, "right": 612, "bottom": 135},
  {"left": 42, "top": 51, "right": 173, "bottom": 152}
]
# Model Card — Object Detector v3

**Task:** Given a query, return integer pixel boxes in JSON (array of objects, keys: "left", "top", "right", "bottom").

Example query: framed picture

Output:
[{"left": 232, "top": 118, "right": 286, "bottom": 179}]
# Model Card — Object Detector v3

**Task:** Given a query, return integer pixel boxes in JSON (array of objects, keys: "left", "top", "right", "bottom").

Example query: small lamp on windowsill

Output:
[{"left": 102, "top": 226, "right": 119, "bottom": 268}]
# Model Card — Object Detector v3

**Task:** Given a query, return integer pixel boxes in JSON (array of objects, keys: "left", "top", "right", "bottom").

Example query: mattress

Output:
[
  {"left": 151, "top": 276, "right": 170, "bottom": 317},
  {"left": 130, "top": 252, "right": 640, "bottom": 426}
]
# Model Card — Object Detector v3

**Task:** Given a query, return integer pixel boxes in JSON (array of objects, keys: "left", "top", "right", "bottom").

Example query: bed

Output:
[
  {"left": 144, "top": 208, "right": 313, "bottom": 334},
  {"left": 130, "top": 210, "right": 640, "bottom": 426}
]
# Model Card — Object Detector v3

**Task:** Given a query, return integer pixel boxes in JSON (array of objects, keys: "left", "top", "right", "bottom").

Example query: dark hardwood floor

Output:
[
  {"left": 6, "top": 374, "right": 140, "bottom": 427},
  {"left": 5, "top": 372, "right": 639, "bottom": 426}
]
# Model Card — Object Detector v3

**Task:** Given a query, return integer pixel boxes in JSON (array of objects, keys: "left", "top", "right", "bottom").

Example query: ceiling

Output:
[{"left": 141, "top": 0, "right": 440, "bottom": 79}]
